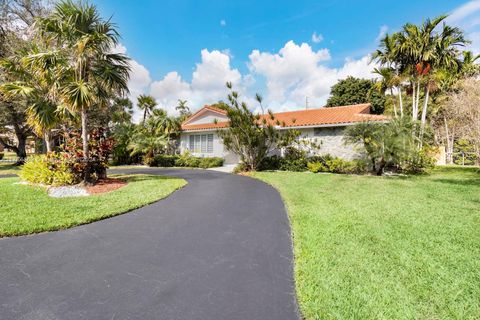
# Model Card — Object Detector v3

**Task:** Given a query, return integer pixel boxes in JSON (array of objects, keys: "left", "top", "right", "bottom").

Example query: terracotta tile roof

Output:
[
  {"left": 181, "top": 103, "right": 388, "bottom": 131},
  {"left": 181, "top": 121, "right": 229, "bottom": 131}
]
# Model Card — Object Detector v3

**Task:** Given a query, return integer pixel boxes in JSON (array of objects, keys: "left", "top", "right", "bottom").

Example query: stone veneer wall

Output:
[{"left": 300, "top": 126, "right": 362, "bottom": 160}]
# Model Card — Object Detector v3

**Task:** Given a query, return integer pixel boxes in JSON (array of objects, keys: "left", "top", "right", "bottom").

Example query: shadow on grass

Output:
[
  {"left": 431, "top": 177, "right": 480, "bottom": 187},
  {"left": 111, "top": 174, "right": 179, "bottom": 183}
]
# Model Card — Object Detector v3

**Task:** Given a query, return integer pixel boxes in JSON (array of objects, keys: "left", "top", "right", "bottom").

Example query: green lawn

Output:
[
  {"left": 0, "top": 174, "right": 186, "bottom": 237},
  {"left": 0, "top": 162, "right": 20, "bottom": 175},
  {"left": 253, "top": 167, "right": 480, "bottom": 320}
]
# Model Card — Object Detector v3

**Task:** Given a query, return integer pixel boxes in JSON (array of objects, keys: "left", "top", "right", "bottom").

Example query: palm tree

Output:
[
  {"left": 37, "top": 0, "right": 130, "bottom": 180},
  {"left": 374, "top": 15, "right": 467, "bottom": 141},
  {"left": 372, "top": 34, "right": 405, "bottom": 118},
  {"left": 175, "top": 99, "right": 190, "bottom": 118},
  {"left": 373, "top": 67, "right": 402, "bottom": 117},
  {"left": 127, "top": 127, "right": 167, "bottom": 163},
  {"left": 0, "top": 47, "right": 67, "bottom": 152},
  {"left": 137, "top": 94, "right": 157, "bottom": 125}
]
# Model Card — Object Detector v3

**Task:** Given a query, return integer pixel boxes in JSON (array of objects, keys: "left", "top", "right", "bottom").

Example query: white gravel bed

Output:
[{"left": 48, "top": 186, "right": 89, "bottom": 198}]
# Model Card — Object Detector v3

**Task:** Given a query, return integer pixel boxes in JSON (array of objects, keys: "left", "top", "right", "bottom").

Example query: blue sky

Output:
[{"left": 94, "top": 0, "right": 480, "bottom": 118}]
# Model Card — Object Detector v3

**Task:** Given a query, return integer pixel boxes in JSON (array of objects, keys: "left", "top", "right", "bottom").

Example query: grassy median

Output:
[{"left": 0, "top": 174, "right": 186, "bottom": 237}]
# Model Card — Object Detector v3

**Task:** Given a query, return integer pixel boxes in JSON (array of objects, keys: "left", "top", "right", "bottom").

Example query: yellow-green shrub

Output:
[{"left": 19, "top": 154, "right": 78, "bottom": 186}]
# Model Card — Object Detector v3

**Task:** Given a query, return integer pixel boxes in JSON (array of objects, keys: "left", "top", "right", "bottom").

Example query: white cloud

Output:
[
  {"left": 375, "top": 25, "right": 389, "bottom": 42},
  {"left": 446, "top": 1, "right": 480, "bottom": 54},
  {"left": 119, "top": 40, "right": 381, "bottom": 119},
  {"left": 150, "top": 49, "right": 243, "bottom": 114},
  {"left": 111, "top": 44, "right": 152, "bottom": 122},
  {"left": 447, "top": 0, "right": 480, "bottom": 24},
  {"left": 248, "top": 40, "right": 377, "bottom": 110},
  {"left": 220, "top": 19, "right": 226, "bottom": 27},
  {"left": 311, "top": 31, "right": 324, "bottom": 43}
]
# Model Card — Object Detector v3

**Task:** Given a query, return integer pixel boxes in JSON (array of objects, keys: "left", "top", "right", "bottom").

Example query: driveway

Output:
[{"left": 0, "top": 169, "right": 299, "bottom": 320}]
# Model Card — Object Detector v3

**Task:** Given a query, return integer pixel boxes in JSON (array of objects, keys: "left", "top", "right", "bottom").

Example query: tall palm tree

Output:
[
  {"left": 37, "top": 0, "right": 130, "bottom": 180},
  {"left": 373, "top": 67, "right": 402, "bottom": 117},
  {"left": 372, "top": 34, "right": 405, "bottom": 118},
  {"left": 374, "top": 15, "right": 467, "bottom": 141},
  {"left": 175, "top": 99, "right": 190, "bottom": 117},
  {"left": 137, "top": 94, "right": 157, "bottom": 125}
]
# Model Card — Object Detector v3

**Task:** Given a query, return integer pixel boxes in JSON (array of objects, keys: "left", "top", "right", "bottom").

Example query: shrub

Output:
[
  {"left": 61, "top": 129, "right": 114, "bottom": 180},
  {"left": 258, "top": 155, "right": 282, "bottom": 171},
  {"left": 175, "top": 151, "right": 201, "bottom": 167},
  {"left": 19, "top": 154, "right": 78, "bottom": 186},
  {"left": 402, "top": 147, "right": 436, "bottom": 174},
  {"left": 307, "top": 162, "right": 328, "bottom": 173},
  {"left": 149, "top": 151, "right": 224, "bottom": 169},
  {"left": 233, "top": 162, "right": 247, "bottom": 173},
  {"left": 151, "top": 155, "right": 179, "bottom": 167},
  {"left": 279, "top": 158, "right": 308, "bottom": 172},
  {"left": 198, "top": 157, "right": 224, "bottom": 168},
  {"left": 307, "top": 157, "right": 368, "bottom": 174}
]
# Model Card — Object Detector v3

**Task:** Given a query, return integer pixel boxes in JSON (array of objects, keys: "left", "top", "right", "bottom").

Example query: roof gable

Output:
[{"left": 182, "top": 105, "right": 228, "bottom": 126}]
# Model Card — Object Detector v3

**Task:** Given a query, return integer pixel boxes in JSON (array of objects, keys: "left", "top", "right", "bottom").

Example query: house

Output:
[{"left": 180, "top": 103, "right": 388, "bottom": 164}]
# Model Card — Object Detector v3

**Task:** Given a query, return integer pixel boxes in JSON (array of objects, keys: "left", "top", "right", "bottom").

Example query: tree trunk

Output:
[
  {"left": 419, "top": 85, "right": 430, "bottom": 145},
  {"left": 398, "top": 87, "right": 404, "bottom": 118},
  {"left": 81, "top": 106, "right": 90, "bottom": 182},
  {"left": 376, "top": 158, "right": 386, "bottom": 176},
  {"left": 44, "top": 131, "right": 52, "bottom": 153},
  {"left": 390, "top": 88, "right": 397, "bottom": 117},
  {"left": 413, "top": 81, "right": 421, "bottom": 121},
  {"left": 412, "top": 82, "right": 417, "bottom": 121},
  {"left": 16, "top": 135, "right": 27, "bottom": 165}
]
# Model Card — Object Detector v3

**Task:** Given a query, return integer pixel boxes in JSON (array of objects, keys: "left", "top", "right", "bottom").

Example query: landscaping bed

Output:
[
  {"left": 0, "top": 174, "right": 186, "bottom": 237},
  {"left": 253, "top": 166, "right": 480, "bottom": 319}
]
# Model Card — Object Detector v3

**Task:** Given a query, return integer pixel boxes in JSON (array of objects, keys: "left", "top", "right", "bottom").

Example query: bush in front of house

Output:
[
  {"left": 19, "top": 154, "right": 78, "bottom": 186},
  {"left": 307, "top": 158, "right": 368, "bottom": 174},
  {"left": 198, "top": 157, "right": 224, "bottom": 168},
  {"left": 149, "top": 152, "right": 224, "bottom": 169},
  {"left": 151, "top": 155, "right": 179, "bottom": 167}
]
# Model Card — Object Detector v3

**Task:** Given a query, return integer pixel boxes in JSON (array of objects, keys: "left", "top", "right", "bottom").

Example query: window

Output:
[
  {"left": 207, "top": 134, "right": 213, "bottom": 153},
  {"left": 188, "top": 134, "right": 214, "bottom": 153}
]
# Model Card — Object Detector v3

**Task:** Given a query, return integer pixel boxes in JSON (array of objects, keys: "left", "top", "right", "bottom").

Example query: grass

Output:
[
  {"left": 0, "top": 162, "right": 20, "bottom": 175},
  {"left": 253, "top": 166, "right": 480, "bottom": 320},
  {"left": 0, "top": 174, "right": 186, "bottom": 237}
]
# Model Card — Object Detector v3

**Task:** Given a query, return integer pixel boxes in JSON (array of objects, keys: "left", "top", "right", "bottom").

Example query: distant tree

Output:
[
  {"left": 175, "top": 99, "right": 191, "bottom": 120},
  {"left": 439, "top": 78, "right": 480, "bottom": 165},
  {"left": 326, "top": 76, "right": 386, "bottom": 114},
  {"left": 137, "top": 94, "right": 157, "bottom": 125}
]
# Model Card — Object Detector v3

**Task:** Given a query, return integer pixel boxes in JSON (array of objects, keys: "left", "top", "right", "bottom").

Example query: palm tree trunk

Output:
[
  {"left": 419, "top": 85, "right": 430, "bottom": 144},
  {"left": 390, "top": 88, "right": 397, "bottom": 117},
  {"left": 44, "top": 131, "right": 52, "bottom": 153},
  {"left": 412, "top": 82, "right": 417, "bottom": 121},
  {"left": 398, "top": 87, "right": 404, "bottom": 118},
  {"left": 415, "top": 82, "right": 421, "bottom": 120},
  {"left": 81, "top": 106, "right": 90, "bottom": 182}
]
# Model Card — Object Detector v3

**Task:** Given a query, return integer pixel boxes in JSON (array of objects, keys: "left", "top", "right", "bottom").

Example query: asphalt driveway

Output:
[{"left": 0, "top": 169, "right": 299, "bottom": 320}]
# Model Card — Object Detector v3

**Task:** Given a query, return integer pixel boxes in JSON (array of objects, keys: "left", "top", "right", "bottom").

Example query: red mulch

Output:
[{"left": 86, "top": 178, "right": 127, "bottom": 195}]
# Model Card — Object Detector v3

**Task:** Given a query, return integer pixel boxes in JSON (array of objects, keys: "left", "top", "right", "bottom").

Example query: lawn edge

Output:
[{"left": 0, "top": 174, "right": 187, "bottom": 238}]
